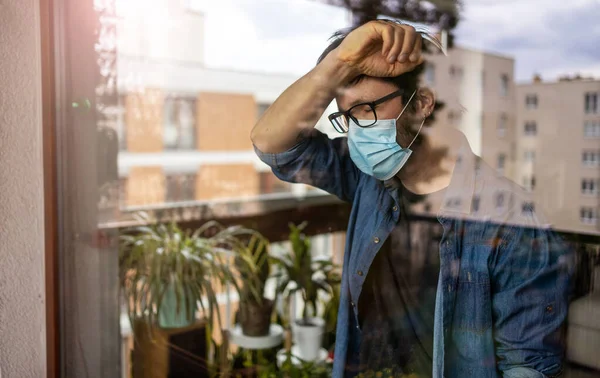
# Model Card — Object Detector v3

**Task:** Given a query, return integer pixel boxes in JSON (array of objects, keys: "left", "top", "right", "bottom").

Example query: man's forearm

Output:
[{"left": 250, "top": 50, "right": 355, "bottom": 154}]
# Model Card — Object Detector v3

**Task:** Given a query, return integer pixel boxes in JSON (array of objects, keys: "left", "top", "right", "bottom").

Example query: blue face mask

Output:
[{"left": 348, "top": 90, "right": 424, "bottom": 181}]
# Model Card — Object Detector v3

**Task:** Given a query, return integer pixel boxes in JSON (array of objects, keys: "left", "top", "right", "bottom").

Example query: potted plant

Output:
[
  {"left": 210, "top": 225, "right": 275, "bottom": 337},
  {"left": 119, "top": 214, "right": 232, "bottom": 376},
  {"left": 232, "top": 231, "right": 275, "bottom": 337},
  {"left": 271, "top": 222, "right": 340, "bottom": 362}
]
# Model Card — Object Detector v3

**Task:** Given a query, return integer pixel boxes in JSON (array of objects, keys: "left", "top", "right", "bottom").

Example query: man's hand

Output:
[{"left": 335, "top": 20, "right": 424, "bottom": 79}]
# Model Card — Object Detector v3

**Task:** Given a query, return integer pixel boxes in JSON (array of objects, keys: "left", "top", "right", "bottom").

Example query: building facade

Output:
[
  {"left": 425, "top": 45, "right": 516, "bottom": 179},
  {"left": 113, "top": 2, "right": 311, "bottom": 210},
  {"left": 515, "top": 78, "right": 600, "bottom": 233}
]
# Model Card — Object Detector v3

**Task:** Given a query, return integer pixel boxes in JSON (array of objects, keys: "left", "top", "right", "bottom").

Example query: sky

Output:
[{"left": 190, "top": 0, "right": 600, "bottom": 82}]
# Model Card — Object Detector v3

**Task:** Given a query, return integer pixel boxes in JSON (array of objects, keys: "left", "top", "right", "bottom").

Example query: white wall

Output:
[{"left": 0, "top": 0, "right": 47, "bottom": 377}]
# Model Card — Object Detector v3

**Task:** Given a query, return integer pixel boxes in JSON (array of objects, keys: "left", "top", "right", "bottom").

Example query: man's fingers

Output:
[
  {"left": 379, "top": 23, "right": 395, "bottom": 60},
  {"left": 409, "top": 34, "right": 422, "bottom": 63},
  {"left": 398, "top": 26, "right": 417, "bottom": 63},
  {"left": 387, "top": 26, "right": 405, "bottom": 63}
]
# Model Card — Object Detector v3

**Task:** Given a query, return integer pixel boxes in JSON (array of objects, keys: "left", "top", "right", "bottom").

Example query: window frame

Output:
[
  {"left": 163, "top": 95, "right": 198, "bottom": 150},
  {"left": 525, "top": 94, "right": 538, "bottom": 109},
  {"left": 500, "top": 74, "right": 510, "bottom": 97},
  {"left": 585, "top": 92, "right": 599, "bottom": 114},
  {"left": 524, "top": 121, "right": 537, "bottom": 136}
]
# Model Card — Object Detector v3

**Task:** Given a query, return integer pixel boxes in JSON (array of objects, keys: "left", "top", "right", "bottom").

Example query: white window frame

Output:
[
  {"left": 497, "top": 153, "right": 506, "bottom": 174},
  {"left": 583, "top": 151, "right": 600, "bottom": 166},
  {"left": 425, "top": 63, "right": 435, "bottom": 85},
  {"left": 580, "top": 207, "right": 598, "bottom": 225},
  {"left": 525, "top": 94, "right": 538, "bottom": 109},
  {"left": 522, "top": 201, "right": 535, "bottom": 214},
  {"left": 524, "top": 150, "right": 535, "bottom": 162},
  {"left": 581, "top": 178, "right": 599, "bottom": 195},
  {"left": 500, "top": 74, "right": 510, "bottom": 97},
  {"left": 497, "top": 113, "right": 507, "bottom": 138},
  {"left": 584, "top": 121, "right": 600, "bottom": 138},
  {"left": 163, "top": 96, "right": 197, "bottom": 150},
  {"left": 585, "top": 92, "right": 599, "bottom": 114},
  {"left": 524, "top": 121, "right": 537, "bottom": 136}
]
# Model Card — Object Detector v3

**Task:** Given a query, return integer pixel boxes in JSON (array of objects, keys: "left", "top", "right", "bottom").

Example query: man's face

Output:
[{"left": 336, "top": 76, "right": 418, "bottom": 148}]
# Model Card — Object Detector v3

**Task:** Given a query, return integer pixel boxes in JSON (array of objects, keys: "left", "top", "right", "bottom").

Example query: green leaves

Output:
[
  {"left": 120, "top": 212, "right": 233, "bottom": 330},
  {"left": 270, "top": 223, "right": 341, "bottom": 321}
]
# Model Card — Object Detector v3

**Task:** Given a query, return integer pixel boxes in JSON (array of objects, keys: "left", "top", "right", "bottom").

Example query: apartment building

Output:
[
  {"left": 425, "top": 46, "right": 516, "bottom": 178},
  {"left": 515, "top": 77, "right": 600, "bottom": 233},
  {"left": 413, "top": 46, "right": 517, "bottom": 215},
  {"left": 111, "top": 3, "right": 329, "bottom": 211}
]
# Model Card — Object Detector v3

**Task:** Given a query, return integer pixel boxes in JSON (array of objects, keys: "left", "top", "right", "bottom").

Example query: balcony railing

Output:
[{"left": 113, "top": 195, "right": 600, "bottom": 298}]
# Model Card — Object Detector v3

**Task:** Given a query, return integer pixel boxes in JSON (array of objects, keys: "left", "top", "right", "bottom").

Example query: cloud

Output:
[
  {"left": 191, "top": 0, "right": 599, "bottom": 82},
  {"left": 454, "top": 0, "right": 600, "bottom": 81},
  {"left": 194, "top": 0, "right": 350, "bottom": 75}
]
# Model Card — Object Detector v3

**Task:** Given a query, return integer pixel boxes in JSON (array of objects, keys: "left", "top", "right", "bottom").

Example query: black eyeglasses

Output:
[{"left": 328, "top": 89, "right": 405, "bottom": 133}]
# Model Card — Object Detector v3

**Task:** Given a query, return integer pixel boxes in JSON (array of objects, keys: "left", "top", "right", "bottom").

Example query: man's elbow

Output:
[{"left": 250, "top": 124, "right": 269, "bottom": 152}]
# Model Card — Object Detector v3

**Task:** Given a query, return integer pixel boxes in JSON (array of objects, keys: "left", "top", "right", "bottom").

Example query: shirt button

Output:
[
  {"left": 350, "top": 301, "right": 355, "bottom": 307},
  {"left": 357, "top": 270, "right": 364, "bottom": 276},
  {"left": 392, "top": 205, "right": 398, "bottom": 212},
  {"left": 373, "top": 237, "right": 380, "bottom": 244}
]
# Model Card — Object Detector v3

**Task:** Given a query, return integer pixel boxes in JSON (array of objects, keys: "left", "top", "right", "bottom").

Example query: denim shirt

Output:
[{"left": 254, "top": 130, "right": 573, "bottom": 378}]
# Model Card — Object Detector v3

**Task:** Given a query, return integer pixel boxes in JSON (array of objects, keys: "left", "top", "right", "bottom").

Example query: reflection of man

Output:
[{"left": 252, "top": 20, "right": 572, "bottom": 378}]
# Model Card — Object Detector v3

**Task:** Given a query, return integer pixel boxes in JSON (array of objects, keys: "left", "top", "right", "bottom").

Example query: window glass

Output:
[{"left": 47, "top": 1, "right": 600, "bottom": 378}]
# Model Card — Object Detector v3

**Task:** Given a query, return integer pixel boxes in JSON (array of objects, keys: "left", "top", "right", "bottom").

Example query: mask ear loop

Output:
[
  {"left": 407, "top": 117, "right": 426, "bottom": 149},
  {"left": 396, "top": 89, "right": 418, "bottom": 122},
  {"left": 395, "top": 89, "right": 426, "bottom": 149}
]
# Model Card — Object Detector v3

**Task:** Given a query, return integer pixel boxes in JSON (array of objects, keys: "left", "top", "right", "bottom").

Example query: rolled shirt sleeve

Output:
[{"left": 253, "top": 129, "right": 363, "bottom": 203}]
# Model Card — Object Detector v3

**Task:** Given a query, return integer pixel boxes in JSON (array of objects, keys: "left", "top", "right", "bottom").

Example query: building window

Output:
[
  {"left": 583, "top": 150, "right": 600, "bottom": 166},
  {"left": 119, "top": 178, "right": 128, "bottom": 208},
  {"left": 584, "top": 120, "right": 600, "bottom": 137},
  {"left": 495, "top": 192, "right": 505, "bottom": 209},
  {"left": 259, "top": 171, "right": 291, "bottom": 194},
  {"left": 163, "top": 96, "right": 197, "bottom": 150},
  {"left": 481, "top": 70, "right": 485, "bottom": 90},
  {"left": 425, "top": 63, "right": 435, "bottom": 86},
  {"left": 581, "top": 178, "right": 599, "bottom": 195},
  {"left": 525, "top": 94, "right": 538, "bottom": 109},
  {"left": 500, "top": 74, "right": 510, "bottom": 97},
  {"left": 445, "top": 197, "right": 461, "bottom": 208},
  {"left": 497, "top": 113, "right": 507, "bottom": 138},
  {"left": 116, "top": 95, "right": 127, "bottom": 150},
  {"left": 257, "top": 103, "right": 270, "bottom": 120},
  {"left": 449, "top": 65, "right": 463, "bottom": 80},
  {"left": 448, "top": 110, "right": 462, "bottom": 125},
  {"left": 585, "top": 92, "right": 599, "bottom": 114},
  {"left": 165, "top": 174, "right": 196, "bottom": 202},
  {"left": 524, "top": 121, "right": 537, "bottom": 136},
  {"left": 580, "top": 207, "right": 598, "bottom": 225},
  {"left": 523, "top": 150, "right": 536, "bottom": 162},
  {"left": 522, "top": 176, "right": 535, "bottom": 191},
  {"left": 497, "top": 153, "right": 506, "bottom": 173},
  {"left": 522, "top": 202, "right": 535, "bottom": 214},
  {"left": 472, "top": 195, "right": 480, "bottom": 212}
]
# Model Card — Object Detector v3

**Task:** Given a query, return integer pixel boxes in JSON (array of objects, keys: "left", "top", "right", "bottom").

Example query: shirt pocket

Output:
[{"left": 452, "top": 269, "right": 492, "bottom": 334}]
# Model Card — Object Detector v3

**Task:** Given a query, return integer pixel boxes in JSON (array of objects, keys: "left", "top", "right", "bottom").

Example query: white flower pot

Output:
[{"left": 291, "top": 317, "right": 325, "bottom": 361}]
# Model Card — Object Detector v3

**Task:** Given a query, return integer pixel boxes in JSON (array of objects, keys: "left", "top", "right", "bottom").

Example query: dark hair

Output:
[
  {"left": 317, "top": 22, "right": 444, "bottom": 123},
  {"left": 317, "top": 24, "right": 424, "bottom": 112}
]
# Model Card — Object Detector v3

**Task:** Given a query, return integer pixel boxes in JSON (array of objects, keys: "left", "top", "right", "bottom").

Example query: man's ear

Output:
[{"left": 415, "top": 87, "right": 436, "bottom": 118}]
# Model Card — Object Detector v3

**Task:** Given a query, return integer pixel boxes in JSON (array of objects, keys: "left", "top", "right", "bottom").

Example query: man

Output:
[{"left": 251, "top": 20, "right": 572, "bottom": 377}]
